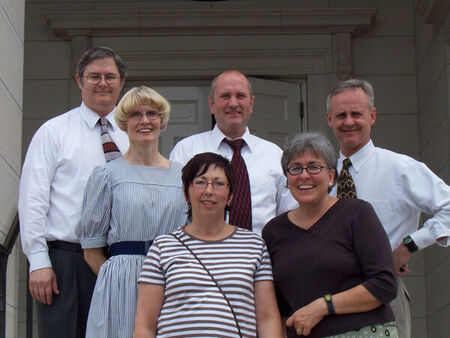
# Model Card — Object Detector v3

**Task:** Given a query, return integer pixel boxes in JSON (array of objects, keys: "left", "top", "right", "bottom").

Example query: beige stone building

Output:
[{"left": 0, "top": 0, "right": 448, "bottom": 337}]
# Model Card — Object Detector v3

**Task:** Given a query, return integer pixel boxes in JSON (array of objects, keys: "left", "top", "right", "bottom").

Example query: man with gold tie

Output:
[
  {"left": 326, "top": 78, "right": 450, "bottom": 338},
  {"left": 18, "top": 47, "right": 129, "bottom": 338}
]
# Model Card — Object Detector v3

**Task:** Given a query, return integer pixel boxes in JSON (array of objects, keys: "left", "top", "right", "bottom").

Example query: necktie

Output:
[
  {"left": 337, "top": 158, "right": 357, "bottom": 199},
  {"left": 223, "top": 138, "right": 252, "bottom": 230},
  {"left": 100, "top": 117, "right": 121, "bottom": 162}
]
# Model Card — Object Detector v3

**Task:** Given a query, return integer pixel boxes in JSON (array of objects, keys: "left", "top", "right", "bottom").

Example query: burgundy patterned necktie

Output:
[
  {"left": 223, "top": 138, "right": 252, "bottom": 230},
  {"left": 100, "top": 117, "right": 121, "bottom": 162},
  {"left": 337, "top": 158, "right": 357, "bottom": 199}
]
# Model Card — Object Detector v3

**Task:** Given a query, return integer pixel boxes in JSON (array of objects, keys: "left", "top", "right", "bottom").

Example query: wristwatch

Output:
[
  {"left": 323, "top": 293, "right": 335, "bottom": 315},
  {"left": 402, "top": 235, "right": 418, "bottom": 253}
]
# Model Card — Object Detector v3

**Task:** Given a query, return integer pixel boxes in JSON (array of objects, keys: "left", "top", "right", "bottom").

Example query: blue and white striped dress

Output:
[
  {"left": 76, "top": 157, "right": 187, "bottom": 338},
  {"left": 139, "top": 227, "right": 274, "bottom": 337}
]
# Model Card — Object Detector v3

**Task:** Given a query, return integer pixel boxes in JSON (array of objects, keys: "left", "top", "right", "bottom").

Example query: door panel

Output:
[{"left": 248, "top": 77, "right": 302, "bottom": 148}]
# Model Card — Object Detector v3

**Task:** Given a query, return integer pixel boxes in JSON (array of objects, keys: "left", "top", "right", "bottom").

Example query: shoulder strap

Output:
[{"left": 171, "top": 233, "right": 242, "bottom": 338}]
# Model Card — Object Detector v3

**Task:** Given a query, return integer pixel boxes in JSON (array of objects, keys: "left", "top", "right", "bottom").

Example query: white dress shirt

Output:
[
  {"left": 18, "top": 103, "right": 129, "bottom": 272},
  {"left": 331, "top": 140, "right": 450, "bottom": 250},
  {"left": 169, "top": 125, "right": 298, "bottom": 234}
]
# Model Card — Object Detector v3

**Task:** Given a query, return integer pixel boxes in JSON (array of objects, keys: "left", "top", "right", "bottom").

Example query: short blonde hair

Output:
[{"left": 115, "top": 86, "right": 171, "bottom": 131}]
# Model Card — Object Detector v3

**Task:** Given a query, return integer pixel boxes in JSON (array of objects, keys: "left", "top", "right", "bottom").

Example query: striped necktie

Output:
[
  {"left": 223, "top": 138, "right": 252, "bottom": 230},
  {"left": 337, "top": 158, "right": 357, "bottom": 199},
  {"left": 100, "top": 117, "right": 121, "bottom": 162}
]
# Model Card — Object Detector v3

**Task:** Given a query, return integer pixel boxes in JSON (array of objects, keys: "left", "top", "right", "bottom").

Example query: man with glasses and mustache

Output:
[{"left": 18, "top": 47, "right": 129, "bottom": 338}]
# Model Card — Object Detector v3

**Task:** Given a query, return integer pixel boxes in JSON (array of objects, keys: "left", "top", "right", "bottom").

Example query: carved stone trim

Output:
[
  {"left": 334, "top": 32, "right": 352, "bottom": 80},
  {"left": 45, "top": 8, "right": 377, "bottom": 39},
  {"left": 120, "top": 48, "right": 333, "bottom": 78},
  {"left": 70, "top": 35, "right": 91, "bottom": 74}
]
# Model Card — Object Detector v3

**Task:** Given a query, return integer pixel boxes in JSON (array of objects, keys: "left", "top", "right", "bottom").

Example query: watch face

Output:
[{"left": 403, "top": 236, "right": 418, "bottom": 252}]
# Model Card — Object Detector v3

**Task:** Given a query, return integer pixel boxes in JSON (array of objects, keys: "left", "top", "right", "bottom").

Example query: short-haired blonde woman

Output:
[{"left": 76, "top": 86, "right": 187, "bottom": 338}]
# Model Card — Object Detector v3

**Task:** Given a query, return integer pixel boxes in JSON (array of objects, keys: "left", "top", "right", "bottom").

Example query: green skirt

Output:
[{"left": 327, "top": 321, "right": 398, "bottom": 338}]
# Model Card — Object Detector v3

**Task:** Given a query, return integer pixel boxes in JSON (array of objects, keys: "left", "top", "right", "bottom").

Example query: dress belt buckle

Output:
[{"left": 143, "top": 240, "right": 152, "bottom": 254}]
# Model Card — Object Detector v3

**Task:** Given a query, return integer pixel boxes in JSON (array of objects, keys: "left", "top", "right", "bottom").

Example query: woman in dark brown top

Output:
[{"left": 262, "top": 132, "right": 398, "bottom": 338}]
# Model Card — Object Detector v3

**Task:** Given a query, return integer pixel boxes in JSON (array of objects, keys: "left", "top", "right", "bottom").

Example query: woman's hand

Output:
[
  {"left": 83, "top": 247, "right": 107, "bottom": 275},
  {"left": 285, "top": 298, "right": 327, "bottom": 336}
]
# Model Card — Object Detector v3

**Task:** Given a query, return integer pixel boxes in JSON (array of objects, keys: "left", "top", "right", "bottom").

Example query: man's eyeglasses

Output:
[
  {"left": 191, "top": 179, "right": 229, "bottom": 190},
  {"left": 83, "top": 73, "right": 120, "bottom": 85},
  {"left": 129, "top": 111, "right": 160, "bottom": 121},
  {"left": 286, "top": 165, "right": 330, "bottom": 176}
]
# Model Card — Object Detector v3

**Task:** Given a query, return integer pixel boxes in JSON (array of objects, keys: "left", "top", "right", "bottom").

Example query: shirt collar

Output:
[
  {"left": 80, "top": 102, "right": 118, "bottom": 131},
  {"left": 212, "top": 125, "right": 254, "bottom": 152},
  {"left": 338, "top": 140, "right": 375, "bottom": 172}
]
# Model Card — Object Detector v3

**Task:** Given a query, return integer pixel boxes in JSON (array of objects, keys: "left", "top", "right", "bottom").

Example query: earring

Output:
[{"left": 329, "top": 182, "right": 332, "bottom": 187}]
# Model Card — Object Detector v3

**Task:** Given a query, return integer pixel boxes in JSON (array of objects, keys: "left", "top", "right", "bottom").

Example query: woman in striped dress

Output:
[
  {"left": 134, "top": 152, "right": 283, "bottom": 338},
  {"left": 76, "top": 86, "right": 187, "bottom": 338}
]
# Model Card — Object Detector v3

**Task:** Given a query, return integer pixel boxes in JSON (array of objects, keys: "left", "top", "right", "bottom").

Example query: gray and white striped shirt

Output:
[{"left": 139, "top": 227, "right": 273, "bottom": 337}]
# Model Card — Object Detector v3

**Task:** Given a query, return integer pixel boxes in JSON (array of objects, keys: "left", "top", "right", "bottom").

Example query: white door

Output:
[
  {"left": 125, "top": 78, "right": 302, "bottom": 157},
  {"left": 248, "top": 77, "right": 302, "bottom": 148}
]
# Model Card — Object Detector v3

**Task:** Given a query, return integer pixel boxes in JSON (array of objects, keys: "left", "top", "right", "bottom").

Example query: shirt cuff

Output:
[
  {"left": 410, "top": 227, "right": 448, "bottom": 250},
  {"left": 410, "top": 219, "right": 450, "bottom": 249},
  {"left": 28, "top": 252, "right": 52, "bottom": 273},
  {"left": 80, "top": 236, "right": 107, "bottom": 249}
]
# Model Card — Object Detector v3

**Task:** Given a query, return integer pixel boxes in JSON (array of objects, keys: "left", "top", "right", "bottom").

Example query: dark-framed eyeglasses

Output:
[
  {"left": 191, "top": 179, "right": 229, "bottom": 190},
  {"left": 286, "top": 164, "right": 330, "bottom": 176},
  {"left": 129, "top": 110, "right": 160, "bottom": 121},
  {"left": 83, "top": 73, "right": 120, "bottom": 85}
]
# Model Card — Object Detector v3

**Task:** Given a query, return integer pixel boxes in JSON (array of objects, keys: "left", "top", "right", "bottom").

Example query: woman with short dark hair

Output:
[{"left": 134, "top": 152, "right": 283, "bottom": 338}]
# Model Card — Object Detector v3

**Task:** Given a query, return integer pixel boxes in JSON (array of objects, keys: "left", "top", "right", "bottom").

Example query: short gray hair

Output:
[
  {"left": 281, "top": 132, "right": 338, "bottom": 189},
  {"left": 326, "top": 79, "right": 374, "bottom": 112},
  {"left": 209, "top": 70, "right": 253, "bottom": 101}
]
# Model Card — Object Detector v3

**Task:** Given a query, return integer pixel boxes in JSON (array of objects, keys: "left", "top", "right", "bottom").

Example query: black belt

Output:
[
  {"left": 47, "top": 240, "right": 83, "bottom": 252},
  {"left": 109, "top": 241, "right": 153, "bottom": 256}
]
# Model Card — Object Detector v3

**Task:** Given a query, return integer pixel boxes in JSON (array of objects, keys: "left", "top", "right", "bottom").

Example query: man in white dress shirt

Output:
[
  {"left": 326, "top": 78, "right": 450, "bottom": 338},
  {"left": 18, "top": 47, "right": 129, "bottom": 337},
  {"left": 170, "top": 70, "right": 297, "bottom": 234}
]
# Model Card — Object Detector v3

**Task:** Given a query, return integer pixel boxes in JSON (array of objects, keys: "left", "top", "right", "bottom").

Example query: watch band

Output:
[
  {"left": 402, "top": 235, "right": 418, "bottom": 253},
  {"left": 323, "top": 293, "right": 335, "bottom": 315}
]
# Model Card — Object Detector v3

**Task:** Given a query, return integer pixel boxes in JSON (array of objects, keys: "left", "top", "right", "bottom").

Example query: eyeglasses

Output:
[
  {"left": 191, "top": 178, "right": 229, "bottom": 190},
  {"left": 83, "top": 73, "right": 120, "bottom": 85},
  {"left": 286, "top": 164, "right": 330, "bottom": 176},
  {"left": 129, "top": 111, "right": 160, "bottom": 121}
]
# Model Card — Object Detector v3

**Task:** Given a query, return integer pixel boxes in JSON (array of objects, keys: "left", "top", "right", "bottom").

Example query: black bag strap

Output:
[{"left": 171, "top": 233, "right": 243, "bottom": 338}]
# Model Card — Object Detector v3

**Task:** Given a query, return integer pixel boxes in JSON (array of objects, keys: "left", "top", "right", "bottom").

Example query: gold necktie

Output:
[{"left": 337, "top": 158, "right": 357, "bottom": 199}]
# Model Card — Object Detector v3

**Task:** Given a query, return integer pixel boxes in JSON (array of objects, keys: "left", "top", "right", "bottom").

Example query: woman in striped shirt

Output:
[{"left": 134, "top": 152, "right": 283, "bottom": 337}]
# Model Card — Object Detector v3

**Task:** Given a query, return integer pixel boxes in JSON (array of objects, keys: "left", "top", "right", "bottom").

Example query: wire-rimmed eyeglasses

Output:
[
  {"left": 286, "top": 165, "right": 330, "bottom": 176},
  {"left": 129, "top": 110, "right": 160, "bottom": 121},
  {"left": 83, "top": 73, "right": 121, "bottom": 85},
  {"left": 191, "top": 179, "right": 229, "bottom": 190}
]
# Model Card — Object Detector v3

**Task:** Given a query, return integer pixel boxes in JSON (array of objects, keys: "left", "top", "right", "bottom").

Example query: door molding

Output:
[
  {"left": 46, "top": 7, "right": 376, "bottom": 39},
  {"left": 45, "top": 4, "right": 376, "bottom": 80}
]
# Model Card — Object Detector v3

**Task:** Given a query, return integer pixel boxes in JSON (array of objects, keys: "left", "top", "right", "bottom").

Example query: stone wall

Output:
[
  {"left": 414, "top": 1, "right": 450, "bottom": 337},
  {"left": 0, "top": 0, "right": 25, "bottom": 337}
]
